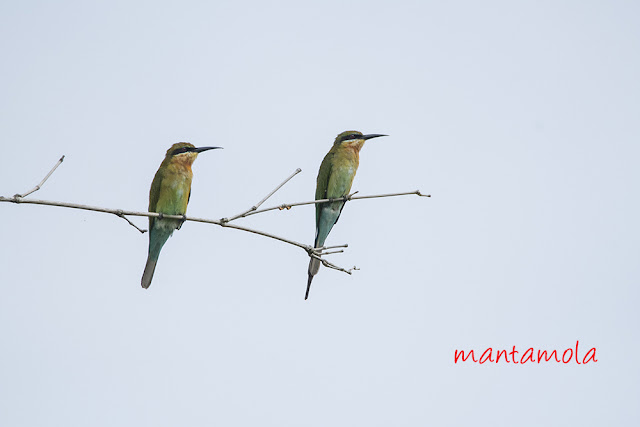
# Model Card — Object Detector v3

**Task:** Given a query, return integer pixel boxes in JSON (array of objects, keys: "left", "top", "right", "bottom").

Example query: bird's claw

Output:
[{"left": 177, "top": 214, "right": 187, "bottom": 230}]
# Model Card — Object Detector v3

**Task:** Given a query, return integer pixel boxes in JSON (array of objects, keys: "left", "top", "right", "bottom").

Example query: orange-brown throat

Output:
[
  {"left": 345, "top": 139, "right": 365, "bottom": 153},
  {"left": 170, "top": 152, "right": 198, "bottom": 171}
]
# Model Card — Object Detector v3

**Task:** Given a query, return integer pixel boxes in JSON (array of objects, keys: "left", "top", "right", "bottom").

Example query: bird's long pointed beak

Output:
[
  {"left": 193, "top": 146, "right": 223, "bottom": 153},
  {"left": 362, "top": 134, "right": 388, "bottom": 140}
]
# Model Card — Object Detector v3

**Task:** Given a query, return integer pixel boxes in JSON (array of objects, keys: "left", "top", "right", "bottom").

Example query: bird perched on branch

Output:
[
  {"left": 306, "top": 131, "right": 387, "bottom": 299},
  {"left": 141, "top": 142, "right": 222, "bottom": 289}
]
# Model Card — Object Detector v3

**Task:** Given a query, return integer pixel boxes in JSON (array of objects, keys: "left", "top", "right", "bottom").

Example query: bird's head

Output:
[
  {"left": 333, "top": 131, "right": 387, "bottom": 151},
  {"left": 165, "top": 142, "right": 222, "bottom": 166}
]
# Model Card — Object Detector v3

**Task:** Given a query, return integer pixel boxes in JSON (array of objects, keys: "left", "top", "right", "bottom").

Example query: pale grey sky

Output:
[{"left": 1, "top": 1, "right": 639, "bottom": 426}]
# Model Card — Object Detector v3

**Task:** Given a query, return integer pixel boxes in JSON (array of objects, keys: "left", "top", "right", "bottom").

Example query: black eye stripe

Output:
[
  {"left": 341, "top": 134, "right": 360, "bottom": 142},
  {"left": 172, "top": 147, "right": 191, "bottom": 155}
]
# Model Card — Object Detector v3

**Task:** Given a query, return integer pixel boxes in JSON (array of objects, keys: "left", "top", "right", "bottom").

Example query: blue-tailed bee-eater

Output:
[
  {"left": 141, "top": 142, "right": 222, "bottom": 289},
  {"left": 306, "top": 131, "right": 387, "bottom": 299}
]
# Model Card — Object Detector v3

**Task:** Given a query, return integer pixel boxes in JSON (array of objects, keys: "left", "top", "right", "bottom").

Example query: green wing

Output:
[
  {"left": 315, "top": 150, "right": 334, "bottom": 225},
  {"left": 325, "top": 160, "right": 355, "bottom": 226},
  {"left": 148, "top": 168, "right": 164, "bottom": 229}
]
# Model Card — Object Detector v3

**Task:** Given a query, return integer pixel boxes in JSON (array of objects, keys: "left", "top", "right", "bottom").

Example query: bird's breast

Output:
[{"left": 156, "top": 170, "right": 192, "bottom": 215}]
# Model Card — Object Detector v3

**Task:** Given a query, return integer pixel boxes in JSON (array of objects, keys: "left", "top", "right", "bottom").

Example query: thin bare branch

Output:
[
  {"left": 0, "top": 194, "right": 363, "bottom": 275},
  {"left": 0, "top": 194, "right": 317, "bottom": 251},
  {"left": 1, "top": 196, "right": 152, "bottom": 219},
  {"left": 311, "top": 254, "right": 359, "bottom": 275},
  {"left": 238, "top": 189, "right": 430, "bottom": 219},
  {"left": 222, "top": 168, "right": 302, "bottom": 223},
  {"left": 5, "top": 198, "right": 364, "bottom": 276},
  {"left": 1, "top": 157, "right": 430, "bottom": 278},
  {"left": 115, "top": 210, "right": 147, "bottom": 233},
  {"left": 0, "top": 188, "right": 428, "bottom": 275},
  {"left": 318, "top": 249, "right": 344, "bottom": 256},
  {"left": 14, "top": 155, "right": 65, "bottom": 198},
  {"left": 318, "top": 244, "right": 349, "bottom": 251}
]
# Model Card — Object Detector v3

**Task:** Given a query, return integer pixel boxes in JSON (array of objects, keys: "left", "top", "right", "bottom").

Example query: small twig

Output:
[
  {"left": 318, "top": 244, "right": 349, "bottom": 251},
  {"left": 239, "top": 190, "right": 430, "bottom": 219},
  {"left": 318, "top": 249, "right": 344, "bottom": 256},
  {"left": 222, "top": 168, "right": 302, "bottom": 223},
  {"left": 253, "top": 168, "right": 302, "bottom": 209},
  {"left": 311, "top": 254, "right": 359, "bottom": 275},
  {"left": 314, "top": 244, "right": 348, "bottom": 256},
  {"left": 14, "top": 155, "right": 65, "bottom": 199},
  {"left": 115, "top": 210, "right": 147, "bottom": 233}
]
